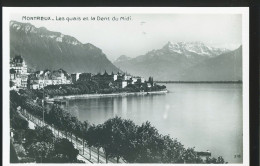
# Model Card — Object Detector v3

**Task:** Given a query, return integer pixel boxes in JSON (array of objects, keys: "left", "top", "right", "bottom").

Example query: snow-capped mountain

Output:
[
  {"left": 158, "top": 41, "right": 229, "bottom": 58},
  {"left": 114, "top": 42, "right": 241, "bottom": 81},
  {"left": 10, "top": 21, "right": 119, "bottom": 73}
]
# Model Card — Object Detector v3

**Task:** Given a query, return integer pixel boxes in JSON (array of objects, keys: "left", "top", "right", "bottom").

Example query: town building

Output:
[
  {"left": 10, "top": 55, "right": 28, "bottom": 75},
  {"left": 10, "top": 55, "right": 29, "bottom": 89},
  {"left": 28, "top": 69, "right": 72, "bottom": 89},
  {"left": 114, "top": 79, "right": 128, "bottom": 88},
  {"left": 71, "top": 73, "right": 81, "bottom": 83},
  {"left": 113, "top": 72, "right": 118, "bottom": 81},
  {"left": 92, "top": 71, "right": 115, "bottom": 82},
  {"left": 77, "top": 73, "right": 92, "bottom": 82},
  {"left": 132, "top": 76, "right": 145, "bottom": 84}
]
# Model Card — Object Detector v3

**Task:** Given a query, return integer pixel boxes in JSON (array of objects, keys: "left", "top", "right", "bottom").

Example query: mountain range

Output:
[
  {"left": 10, "top": 20, "right": 119, "bottom": 73},
  {"left": 10, "top": 21, "right": 242, "bottom": 81},
  {"left": 114, "top": 42, "right": 242, "bottom": 81}
]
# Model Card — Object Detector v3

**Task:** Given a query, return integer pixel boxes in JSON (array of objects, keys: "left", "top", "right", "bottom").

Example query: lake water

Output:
[{"left": 66, "top": 83, "right": 243, "bottom": 163}]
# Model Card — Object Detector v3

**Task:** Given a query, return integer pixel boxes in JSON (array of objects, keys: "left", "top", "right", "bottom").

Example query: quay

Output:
[{"left": 46, "top": 90, "right": 168, "bottom": 101}]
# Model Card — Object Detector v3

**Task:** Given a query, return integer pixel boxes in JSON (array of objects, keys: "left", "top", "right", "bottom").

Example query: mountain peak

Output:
[
  {"left": 163, "top": 41, "right": 230, "bottom": 57},
  {"left": 114, "top": 55, "right": 132, "bottom": 63},
  {"left": 10, "top": 21, "right": 119, "bottom": 73},
  {"left": 10, "top": 20, "right": 38, "bottom": 33},
  {"left": 10, "top": 20, "right": 83, "bottom": 46},
  {"left": 84, "top": 43, "right": 99, "bottom": 50}
]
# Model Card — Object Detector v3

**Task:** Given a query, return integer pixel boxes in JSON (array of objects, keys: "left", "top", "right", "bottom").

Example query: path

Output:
[{"left": 19, "top": 109, "right": 124, "bottom": 163}]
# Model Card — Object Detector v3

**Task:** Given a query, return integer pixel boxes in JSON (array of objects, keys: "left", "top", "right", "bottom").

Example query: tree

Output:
[
  {"left": 216, "top": 156, "right": 225, "bottom": 163},
  {"left": 101, "top": 117, "right": 137, "bottom": 163},
  {"left": 81, "top": 121, "right": 90, "bottom": 155},
  {"left": 86, "top": 124, "right": 103, "bottom": 162},
  {"left": 205, "top": 156, "right": 225, "bottom": 164},
  {"left": 61, "top": 112, "right": 72, "bottom": 139},
  {"left": 161, "top": 136, "right": 185, "bottom": 163},
  {"left": 182, "top": 147, "right": 203, "bottom": 163},
  {"left": 27, "top": 141, "right": 54, "bottom": 163},
  {"left": 53, "top": 138, "right": 79, "bottom": 163},
  {"left": 71, "top": 117, "right": 81, "bottom": 147},
  {"left": 10, "top": 90, "right": 22, "bottom": 107},
  {"left": 67, "top": 116, "right": 78, "bottom": 142},
  {"left": 119, "top": 119, "right": 138, "bottom": 163},
  {"left": 10, "top": 142, "right": 19, "bottom": 163},
  {"left": 23, "top": 126, "right": 54, "bottom": 150},
  {"left": 24, "top": 129, "right": 37, "bottom": 148},
  {"left": 34, "top": 126, "right": 55, "bottom": 143},
  {"left": 47, "top": 105, "right": 64, "bottom": 137},
  {"left": 131, "top": 121, "right": 165, "bottom": 163},
  {"left": 10, "top": 80, "right": 15, "bottom": 88},
  {"left": 10, "top": 112, "right": 29, "bottom": 130},
  {"left": 101, "top": 117, "right": 123, "bottom": 163}
]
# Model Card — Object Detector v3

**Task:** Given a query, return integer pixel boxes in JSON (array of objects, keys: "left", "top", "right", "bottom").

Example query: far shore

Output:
[
  {"left": 47, "top": 90, "right": 169, "bottom": 101},
  {"left": 155, "top": 81, "right": 242, "bottom": 84}
]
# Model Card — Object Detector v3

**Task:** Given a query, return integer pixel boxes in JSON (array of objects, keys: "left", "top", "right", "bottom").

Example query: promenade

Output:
[
  {"left": 48, "top": 90, "right": 168, "bottom": 101},
  {"left": 18, "top": 109, "right": 124, "bottom": 164}
]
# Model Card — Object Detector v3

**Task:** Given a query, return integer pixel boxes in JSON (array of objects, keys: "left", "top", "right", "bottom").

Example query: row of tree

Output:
[
  {"left": 10, "top": 95, "right": 82, "bottom": 163},
  {"left": 12, "top": 89, "right": 226, "bottom": 164},
  {"left": 24, "top": 126, "right": 81, "bottom": 163}
]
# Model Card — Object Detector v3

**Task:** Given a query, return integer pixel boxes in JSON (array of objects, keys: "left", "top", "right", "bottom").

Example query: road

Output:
[{"left": 19, "top": 109, "right": 124, "bottom": 163}]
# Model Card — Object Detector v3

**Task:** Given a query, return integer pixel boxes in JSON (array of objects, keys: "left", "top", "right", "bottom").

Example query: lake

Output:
[{"left": 66, "top": 83, "right": 243, "bottom": 163}]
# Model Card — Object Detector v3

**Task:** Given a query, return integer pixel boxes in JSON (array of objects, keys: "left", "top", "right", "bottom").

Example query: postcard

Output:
[{"left": 2, "top": 7, "right": 249, "bottom": 165}]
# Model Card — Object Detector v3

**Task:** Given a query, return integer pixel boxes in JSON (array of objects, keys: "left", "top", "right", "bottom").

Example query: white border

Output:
[{"left": 2, "top": 7, "right": 249, "bottom": 166}]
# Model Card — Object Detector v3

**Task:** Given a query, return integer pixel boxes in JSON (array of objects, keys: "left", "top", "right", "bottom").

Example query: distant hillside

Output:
[
  {"left": 181, "top": 46, "right": 242, "bottom": 81},
  {"left": 114, "top": 55, "right": 132, "bottom": 63},
  {"left": 10, "top": 20, "right": 119, "bottom": 73},
  {"left": 114, "top": 42, "right": 242, "bottom": 81}
]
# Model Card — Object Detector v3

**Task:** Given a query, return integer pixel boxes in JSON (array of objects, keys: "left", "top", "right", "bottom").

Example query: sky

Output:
[{"left": 11, "top": 14, "right": 242, "bottom": 61}]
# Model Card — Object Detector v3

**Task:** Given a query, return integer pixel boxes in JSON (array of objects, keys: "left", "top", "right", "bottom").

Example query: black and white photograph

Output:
[{"left": 2, "top": 7, "right": 249, "bottom": 165}]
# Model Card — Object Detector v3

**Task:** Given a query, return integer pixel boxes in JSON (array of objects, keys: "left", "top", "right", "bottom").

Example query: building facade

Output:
[
  {"left": 28, "top": 69, "right": 72, "bottom": 89},
  {"left": 10, "top": 55, "right": 29, "bottom": 89}
]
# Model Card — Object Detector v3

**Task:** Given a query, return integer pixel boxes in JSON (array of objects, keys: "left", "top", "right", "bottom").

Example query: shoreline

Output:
[{"left": 47, "top": 90, "right": 169, "bottom": 101}]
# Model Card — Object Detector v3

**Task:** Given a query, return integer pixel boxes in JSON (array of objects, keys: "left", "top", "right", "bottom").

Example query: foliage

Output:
[
  {"left": 161, "top": 136, "right": 185, "bottom": 163},
  {"left": 10, "top": 111, "right": 29, "bottom": 130},
  {"left": 34, "top": 126, "right": 55, "bottom": 143},
  {"left": 86, "top": 124, "right": 103, "bottom": 149},
  {"left": 27, "top": 141, "right": 54, "bottom": 163},
  {"left": 101, "top": 117, "right": 125, "bottom": 162},
  {"left": 10, "top": 90, "right": 22, "bottom": 107},
  {"left": 25, "top": 128, "right": 78, "bottom": 163},
  {"left": 28, "top": 79, "right": 167, "bottom": 97},
  {"left": 10, "top": 142, "right": 19, "bottom": 163},
  {"left": 10, "top": 80, "right": 15, "bottom": 87},
  {"left": 24, "top": 126, "right": 54, "bottom": 149},
  {"left": 53, "top": 138, "right": 79, "bottom": 163},
  {"left": 102, "top": 117, "right": 137, "bottom": 163},
  {"left": 132, "top": 121, "right": 165, "bottom": 163},
  {"left": 206, "top": 156, "right": 225, "bottom": 164},
  {"left": 182, "top": 147, "right": 203, "bottom": 163},
  {"left": 24, "top": 129, "right": 37, "bottom": 148}
]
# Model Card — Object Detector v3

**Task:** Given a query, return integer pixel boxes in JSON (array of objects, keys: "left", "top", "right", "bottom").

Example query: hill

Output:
[{"left": 10, "top": 21, "right": 119, "bottom": 74}]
